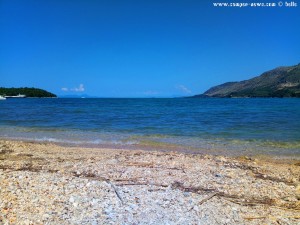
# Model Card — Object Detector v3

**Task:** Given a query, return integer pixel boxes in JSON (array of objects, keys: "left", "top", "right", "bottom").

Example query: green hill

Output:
[
  {"left": 0, "top": 87, "right": 57, "bottom": 98},
  {"left": 193, "top": 63, "right": 300, "bottom": 98}
]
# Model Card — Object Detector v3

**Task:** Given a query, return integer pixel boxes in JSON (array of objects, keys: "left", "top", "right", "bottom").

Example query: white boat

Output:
[
  {"left": 5, "top": 94, "right": 26, "bottom": 98},
  {"left": 0, "top": 95, "right": 6, "bottom": 100}
]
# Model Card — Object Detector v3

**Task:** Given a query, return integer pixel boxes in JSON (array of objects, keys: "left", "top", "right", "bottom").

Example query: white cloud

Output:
[
  {"left": 71, "top": 84, "right": 85, "bottom": 92},
  {"left": 61, "top": 84, "right": 85, "bottom": 92},
  {"left": 177, "top": 85, "right": 192, "bottom": 94}
]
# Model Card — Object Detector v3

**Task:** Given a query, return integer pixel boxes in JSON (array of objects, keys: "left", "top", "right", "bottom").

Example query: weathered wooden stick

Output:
[
  {"left": 108, "top": 181, "right": 124, "bottom": 204},
  {"left": 198, "top": 192, "right": 218, "bottom": 205},
  {"left": 188, "top": 192, "right": 217, "bottom": 211}
]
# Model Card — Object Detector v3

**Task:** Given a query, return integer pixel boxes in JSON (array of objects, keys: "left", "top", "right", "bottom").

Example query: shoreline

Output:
[
  {"left": 1, "top": 139, "right": 299, "bottom": 224},
  {"left": 1, "top": 137, "right": 300, "bottom": 164}
]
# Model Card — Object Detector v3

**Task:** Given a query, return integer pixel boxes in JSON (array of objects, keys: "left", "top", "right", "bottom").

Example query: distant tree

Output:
[{"left": 0, "top": 87, "right": 57, "bottom": 97}]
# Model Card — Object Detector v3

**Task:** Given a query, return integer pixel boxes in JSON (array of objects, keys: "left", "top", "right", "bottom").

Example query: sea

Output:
[{"left": 0, "top": 98, "right": 300, "bottom": 157}]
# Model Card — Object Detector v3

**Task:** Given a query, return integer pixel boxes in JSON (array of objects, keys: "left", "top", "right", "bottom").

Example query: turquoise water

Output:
[{"left": 0, "top": 98, "right": 299, "bottom": 156}]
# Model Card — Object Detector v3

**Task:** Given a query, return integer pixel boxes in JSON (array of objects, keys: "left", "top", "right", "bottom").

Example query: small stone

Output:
[
  {"left": 217, "top": 156, "right": 227, "bottom": 162},
  {"left": 193, "top": 205, "right": 199, "bottom": 212},
  {"left": 291, "top": 178, "right": 297, "bottom": 183},
  {"left": 129, "top": 203, "right": 138, "bottom": 211},
  {"left": 296, "top": 185, "right": 300, "bottom": 200},
  {"left": 69, "top": 196, "right": 75, "bottom": 203},
  {"left": 183, "top": 192, "right": 190, "bottom": 197},
  {"left": 43, "top": 213, "right": 49, "bottom": 219},
  {"left": 91, "top": 198, "right": 98, "bottom": 206}
]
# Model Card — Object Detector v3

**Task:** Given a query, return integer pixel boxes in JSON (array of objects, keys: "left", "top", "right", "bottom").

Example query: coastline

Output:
[
  {"left": 0, "top": 139, "right": 299, "bottom": 224},
  {"left": 1, "top": 136, "right": 299, "bottom": 162}
]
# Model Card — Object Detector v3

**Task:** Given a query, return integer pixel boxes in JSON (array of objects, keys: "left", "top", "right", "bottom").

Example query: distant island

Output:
[
  {"left": 0, "top": 87, "right": 57, "bottom": 98},
  {"left": 192, "top": 63, "right": 300, "bottom": 98}
]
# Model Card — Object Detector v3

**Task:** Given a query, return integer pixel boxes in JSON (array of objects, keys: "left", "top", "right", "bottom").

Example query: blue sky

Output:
[{"left": 1, "top": 0, "right": 299, "bottom": 97}]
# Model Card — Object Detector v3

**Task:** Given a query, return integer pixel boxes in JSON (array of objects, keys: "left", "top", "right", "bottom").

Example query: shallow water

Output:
[{"left": 0, "top": 98, "right": 299, "bottom": 156}]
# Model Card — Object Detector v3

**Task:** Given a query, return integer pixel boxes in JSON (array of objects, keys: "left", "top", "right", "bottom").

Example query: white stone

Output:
[{"left": 69, "top": 196, "right": 75, "bottom": 203}]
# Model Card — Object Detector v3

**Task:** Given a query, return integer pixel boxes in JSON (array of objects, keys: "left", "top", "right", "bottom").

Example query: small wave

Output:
[{"left": 2, "top": 135, "right": 141, "bottom": 147}]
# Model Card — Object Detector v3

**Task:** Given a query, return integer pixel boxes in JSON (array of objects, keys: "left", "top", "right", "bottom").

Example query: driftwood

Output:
[
  {"left": 243, "top": 215, "right": 300, "bottom": 220},
  {"left": 124, "top": 161, "right": 185, "bottom": 172},
  {"left": 117, "top": 181, "right": 168, "bottom": 188},
  {"left": 188, "top": 192, "right": 218, "bottom": 211},
  {"left": 107, "top": 181, "right": 123, "bottom": 204},
  {"left": 198, "top": 193, "right": 218, "bottom": 205},
  {"left": 171, "top": 181, "right": 216, "bottom": 193},
  {"left": 243, "top": 216, "right": 267, "bottom": 220},
  {"left": 224, "top": 163, "right": 296, "bottom": 186}
]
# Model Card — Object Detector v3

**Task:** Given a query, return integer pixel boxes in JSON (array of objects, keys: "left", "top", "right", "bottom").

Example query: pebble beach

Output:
[{"left": 0, "top": 140, "right": 299, "bottom": 224}]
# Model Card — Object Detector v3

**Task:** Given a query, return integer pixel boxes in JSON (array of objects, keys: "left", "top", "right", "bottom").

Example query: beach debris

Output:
[
  {"left": 188, "top": 192, "right": 218, "bottom": 211},
  {"left": 0, "top": 140, "right": 299, "bottom": 224},
  {"left": 108, "top": 181, "right": 124, "bottom": 204}
]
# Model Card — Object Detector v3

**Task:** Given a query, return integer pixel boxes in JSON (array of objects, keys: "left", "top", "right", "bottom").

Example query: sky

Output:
[{"left": 0, "top": 0, "right": 299, "bottom": 97}]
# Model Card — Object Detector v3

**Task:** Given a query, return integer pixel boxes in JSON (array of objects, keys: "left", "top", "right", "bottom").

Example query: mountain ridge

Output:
[{"left": 192, "top": 63, "right": 300, "bottom": 98}]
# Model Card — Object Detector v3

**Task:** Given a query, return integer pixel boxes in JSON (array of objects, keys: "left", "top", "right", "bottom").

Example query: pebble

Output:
[
  {"left": 0, "top": 140, "right": 299, "bottom": 225},
  {"left": 296, "top": 185, "right": 300, "bottom": 200},
  {"left": 183, "top": 192, "right": 190, "bottom": 197},
  {"left": 69, "top": 196, "right": 75, "bottom": 203},
  {"left": 193, "top": 205, "right": 199, "bottom": 212}
]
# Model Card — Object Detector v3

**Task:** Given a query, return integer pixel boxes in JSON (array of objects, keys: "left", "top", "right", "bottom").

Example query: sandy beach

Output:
[{"left": 0, "top": 139, "right": 299, "bottom": 224}]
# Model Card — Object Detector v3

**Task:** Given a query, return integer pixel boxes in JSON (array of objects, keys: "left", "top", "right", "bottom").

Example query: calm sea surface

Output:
[{"left": 0, "top": 98, "right": 299, "bottom": 157}]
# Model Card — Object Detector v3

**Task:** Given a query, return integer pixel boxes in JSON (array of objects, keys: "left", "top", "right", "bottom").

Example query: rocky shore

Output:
[{"left": 0, "top": 140, "right": 299, "bottom": 224}]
